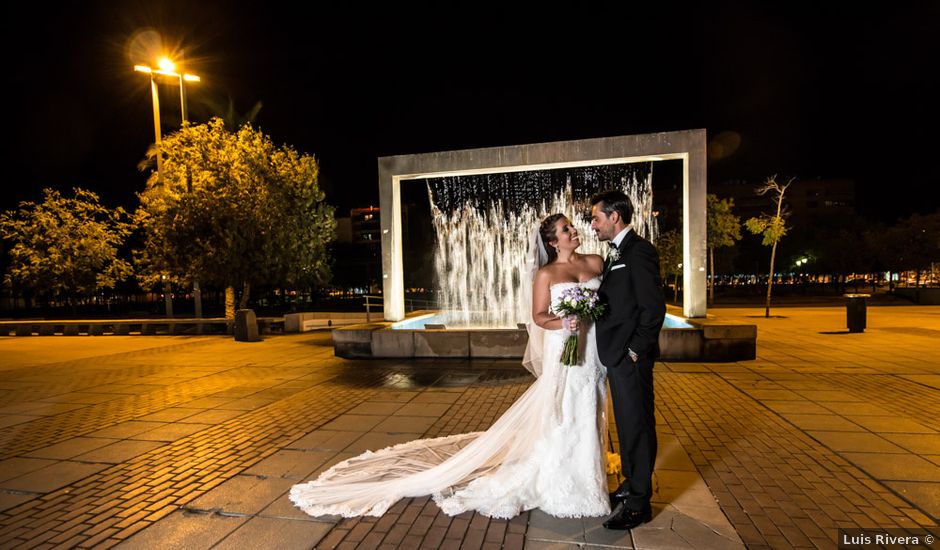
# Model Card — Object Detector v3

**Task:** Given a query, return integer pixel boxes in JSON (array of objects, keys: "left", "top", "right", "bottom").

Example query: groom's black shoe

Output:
[
  {"left": 603, "top": 503, "right": 652, "bottom": 530},
  {"left": 608, "top": 487, "right": 634, "bottom": 507}
]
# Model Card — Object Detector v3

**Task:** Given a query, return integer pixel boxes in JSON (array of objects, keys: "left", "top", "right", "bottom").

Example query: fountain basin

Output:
[{"left": 332, "top": 308, "right": 756, "bottom": 362}]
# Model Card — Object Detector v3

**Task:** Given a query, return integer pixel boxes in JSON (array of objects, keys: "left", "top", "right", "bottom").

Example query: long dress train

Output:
[{"left": 289, "top": 279, "right": 610, "bottom": 519}]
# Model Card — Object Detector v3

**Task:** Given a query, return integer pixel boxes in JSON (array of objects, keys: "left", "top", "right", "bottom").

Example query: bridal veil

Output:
[{"left": 288, "top": 226, "right": 609, "bottom": 519}]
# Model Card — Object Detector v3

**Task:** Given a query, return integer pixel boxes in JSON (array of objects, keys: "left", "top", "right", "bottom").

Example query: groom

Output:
[{"left": 590, "top": 190, "right": 666, "bottom": 530}]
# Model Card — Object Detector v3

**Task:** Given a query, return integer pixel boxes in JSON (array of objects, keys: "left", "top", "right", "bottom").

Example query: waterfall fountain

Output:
[
  {"left": 426, "top": 165, "right": 657, "bottom": 327},
  {"left": 332, "top": 130, "right": 756, "bottom": 362}
]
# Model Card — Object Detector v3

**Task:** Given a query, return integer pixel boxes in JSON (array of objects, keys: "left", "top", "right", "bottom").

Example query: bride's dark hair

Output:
[{"left": 539, "top": 213, "right": 566, "bottom": 264}]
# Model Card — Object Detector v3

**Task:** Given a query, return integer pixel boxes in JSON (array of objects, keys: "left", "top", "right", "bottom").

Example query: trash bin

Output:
[
  {"left": 844, "top": 294, "right": 870, "bottom": 333},
  {"left": 234, "top": 309, "right": 261, "bottom": 342}
]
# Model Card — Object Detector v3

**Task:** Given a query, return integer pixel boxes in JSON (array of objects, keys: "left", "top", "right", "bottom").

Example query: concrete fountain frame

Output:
[
  {"left": 331, "top": 129, "right": 754, "bottom": 361},
  {"left": 378, "top": 129, "right": 708, "bottom": 321}
]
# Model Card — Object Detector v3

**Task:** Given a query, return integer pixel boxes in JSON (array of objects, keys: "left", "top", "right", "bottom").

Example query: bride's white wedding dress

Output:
[{"left": 289, "top": 278, "right": 610, "bottom": 519}]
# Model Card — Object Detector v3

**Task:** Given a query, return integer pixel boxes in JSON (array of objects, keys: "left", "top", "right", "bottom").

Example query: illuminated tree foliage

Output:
[
  {"left": 135, "top": 118, "right": 335, "bottom": 308},
  {"left": 706, "top": 194, "right": 742, "bottom": 303},
  {"left": 0, "top": 188, "right": 133, "bottom": 306},
  {"left": 657, "top": 228, "right": 682, "bottom": 304}
]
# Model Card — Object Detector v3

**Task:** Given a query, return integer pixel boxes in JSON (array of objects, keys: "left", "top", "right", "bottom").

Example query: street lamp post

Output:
[
  {"left": 134, "top": 59, "right": 201, "bottom": 318},
  {"left": 147, "top": 72, "right": 164, "bottom": 185},
  {"left": 170, "top": 57, "right": 203, "bottom": 319},
  {"left": 796, "top": 257, "right": 808, "bottom": 293}
]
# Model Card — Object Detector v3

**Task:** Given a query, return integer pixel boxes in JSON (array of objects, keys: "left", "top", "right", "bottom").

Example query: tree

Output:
[
  {"left": 657, "top": 229, "right": 682, "bottom": 304},
  {"left": 884, "top": 211, "right": 940, "bottom": 288},
  {"left": 0, "top": 188, "right": 133, "bottom": 311},
  {"left": 706, "top": 194, "right": 742, "bottom": 303},
  {"left": 807, "top": 212, "right": 870, "bottom": 293},
  {"left": 135, "top": 118, "right": 335, "bottom": 315},
  {"left": 745, "top": 175, "right": 792, "bottom": 317}
]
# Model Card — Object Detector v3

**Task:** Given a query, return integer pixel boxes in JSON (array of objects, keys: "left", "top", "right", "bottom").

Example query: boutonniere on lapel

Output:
[{"left": 607, "top": 248, "right": 620, "bottom": 263}]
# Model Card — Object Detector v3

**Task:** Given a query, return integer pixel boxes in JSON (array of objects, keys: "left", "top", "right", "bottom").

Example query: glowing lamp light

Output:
[{"left": 134, "top": 62, "right": 200, "bottom": 82}]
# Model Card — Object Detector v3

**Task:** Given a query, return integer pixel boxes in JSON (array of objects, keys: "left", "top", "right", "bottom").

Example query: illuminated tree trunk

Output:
[
  {"left": 709, "top": 246, "right": 715, "bottom": 303},
  {"left": 765, "top": 241, "right": 777, "bottom": 318},
  {"left": 163, "top": 281, "right": 174, "bottom": 318},
  {"left": 238, "top": 281, "right": 251, "bottom": 310},
  {"left": 194, "top": 280, "right": 202, "bottom": 318},
  {"left": 225, "top": 286, "right": 235, "bottom": 319}
]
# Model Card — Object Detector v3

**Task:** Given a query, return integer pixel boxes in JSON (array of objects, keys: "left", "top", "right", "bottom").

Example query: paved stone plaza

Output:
[{"left": 0, "top": 306, "right": 937, "bottom": 549}]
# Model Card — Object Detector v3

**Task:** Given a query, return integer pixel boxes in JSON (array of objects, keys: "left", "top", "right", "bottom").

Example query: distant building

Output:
[
  {"left": 351, "top": 206, "right": 381, "bottom": 245},
  {"left": 332, "top": 206, "right": 383, "bottom": 293},
  {"left": 334, "top": 206, "right": 383, "bottom": 245},
  {"left": 711, "top": 178, "right": 856, "bottom": 222},
  {"left": 332, "top": 204, "right": 426, "bottom": 293}
]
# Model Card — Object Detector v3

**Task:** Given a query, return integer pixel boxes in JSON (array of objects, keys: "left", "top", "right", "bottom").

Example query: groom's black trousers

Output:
[{"left": 607, "top": 356, "right": 656, "bottom": 511}]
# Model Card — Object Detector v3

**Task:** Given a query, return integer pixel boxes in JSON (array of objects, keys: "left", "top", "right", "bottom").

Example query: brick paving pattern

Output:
[
  {"left": 0, "top": 378, "right": 379, "bottom": 548},
  {"left": 812, "top": 374, "right": 940, "bottom": 431},
  {"left": 0, "top": 364, "right": 308, "bottom": 460},
  {"left": 657, "top": 372, "right": 926, "bottom": 549},
  {"left": 650, "top": 306, "right": 940, "bottom": 549},
  {"left": 0, "top": 306, "right": 937, "bottom": 549}
]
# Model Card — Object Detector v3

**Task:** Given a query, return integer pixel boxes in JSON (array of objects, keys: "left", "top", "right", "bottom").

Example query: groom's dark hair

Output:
[{"left": 591, "top": 190, "right": 634, "bottom": 224}]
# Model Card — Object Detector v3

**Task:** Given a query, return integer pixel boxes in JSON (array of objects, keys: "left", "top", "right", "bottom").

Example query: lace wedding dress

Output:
[{"left": 289, "top": 278, "right": 610, "bottom": 519}]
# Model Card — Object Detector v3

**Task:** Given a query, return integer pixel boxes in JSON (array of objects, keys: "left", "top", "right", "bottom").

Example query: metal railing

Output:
[
  {"left": 405, "top": 298, "right": 439, "bottom": 311},
  {"left": 363, "top": 295, "right": 382, "bottom": 322}
]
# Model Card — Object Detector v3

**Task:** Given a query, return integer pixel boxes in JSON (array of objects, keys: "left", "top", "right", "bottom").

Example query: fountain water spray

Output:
[{"left": 427, "top": 165, "right": 657, "bottom": 327}]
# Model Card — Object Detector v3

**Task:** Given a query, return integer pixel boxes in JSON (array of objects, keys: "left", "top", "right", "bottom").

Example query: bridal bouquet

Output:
[{"left": 551, "top": 286, "right": 606, "bottom": 366}]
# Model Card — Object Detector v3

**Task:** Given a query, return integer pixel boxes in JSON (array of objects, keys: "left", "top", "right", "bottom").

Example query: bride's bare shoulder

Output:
[
  {"left": 534, "top": 263, "right": 562, "bottom": 286},
  {"left": 583, "top": 254, "right": 604, "bottom": 271}
]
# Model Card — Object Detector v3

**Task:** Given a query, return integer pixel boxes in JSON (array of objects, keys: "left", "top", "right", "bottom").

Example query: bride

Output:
[{"left": 290, "top": 213, "right": 610, "bottom": 519}]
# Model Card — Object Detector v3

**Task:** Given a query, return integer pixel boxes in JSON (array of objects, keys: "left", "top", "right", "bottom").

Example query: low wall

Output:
[
  {"left": 893, "top": 287, "right": 940, "bottom": 305},
  {"left": 284, "top": 312, "right": 371, "bottom": 332},
  {"left": 332, "top": 313, "right": 756, "bottom": 363},
  {"left": 0, "top": 318, "right": 284, "bottom": 336}
]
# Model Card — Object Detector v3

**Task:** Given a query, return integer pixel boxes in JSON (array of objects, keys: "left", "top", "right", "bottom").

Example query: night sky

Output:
[{"left": 5, "top": 2, "right": 939, "bottom": 224}]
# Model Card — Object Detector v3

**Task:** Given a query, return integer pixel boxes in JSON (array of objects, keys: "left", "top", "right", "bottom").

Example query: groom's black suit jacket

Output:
[{"left": 596, "top": 230, "right": 667, "bottom": 367}]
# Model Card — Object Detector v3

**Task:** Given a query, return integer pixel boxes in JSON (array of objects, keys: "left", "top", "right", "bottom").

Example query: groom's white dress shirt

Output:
[{"left": 611, "top": 225, "right": 633, "bottom": 249}]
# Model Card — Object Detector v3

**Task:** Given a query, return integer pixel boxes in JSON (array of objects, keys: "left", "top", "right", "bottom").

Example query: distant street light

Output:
[
  {"left": 134, "top": 58, "right": 202, "bottom": 318},
  {"left": 796, "top": 257, "right": 809, "bottom": 290}
]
